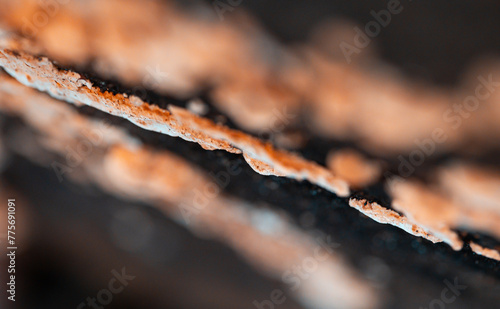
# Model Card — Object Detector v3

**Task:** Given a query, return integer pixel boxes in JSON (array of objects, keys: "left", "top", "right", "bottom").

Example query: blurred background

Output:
[{"left": 237, "top": 0, "right": 500, "bottom": 86}]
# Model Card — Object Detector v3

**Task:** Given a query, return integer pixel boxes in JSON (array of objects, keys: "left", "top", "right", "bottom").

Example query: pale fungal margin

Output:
[
  {"left": 470, "top": 243, "right": 500, "bottom": 261},
  {"left": 0, "top": 72, "right": 378, "bottom": 309},
  {"left": 0, "top": 36, "right": 350, "bottom": 197},
  {"left": 348, "top": 198, "right": 442, "bottom": 244},
  {"left": 351, "top": 198, "right": 500, "bottom": 261}
]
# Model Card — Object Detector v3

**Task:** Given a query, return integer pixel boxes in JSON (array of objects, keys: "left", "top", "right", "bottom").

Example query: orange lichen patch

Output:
[
  {"left": 349, "top": 198, "right": 442, "bottom": 244},
  {"left": 469, "top": 242, "right": 500, "bottom": 261},
  {"left": 327, "top": 149, "right": 381, "bottom": 188},
  {"left": 388, "top": 180, "right": 463, "bottom": 250},
  {"left": 0, "top": 41, "right": 349, "bottom": 197},
  {"left": 167, "top": 105, "right": 349, "bottom": 195}
]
